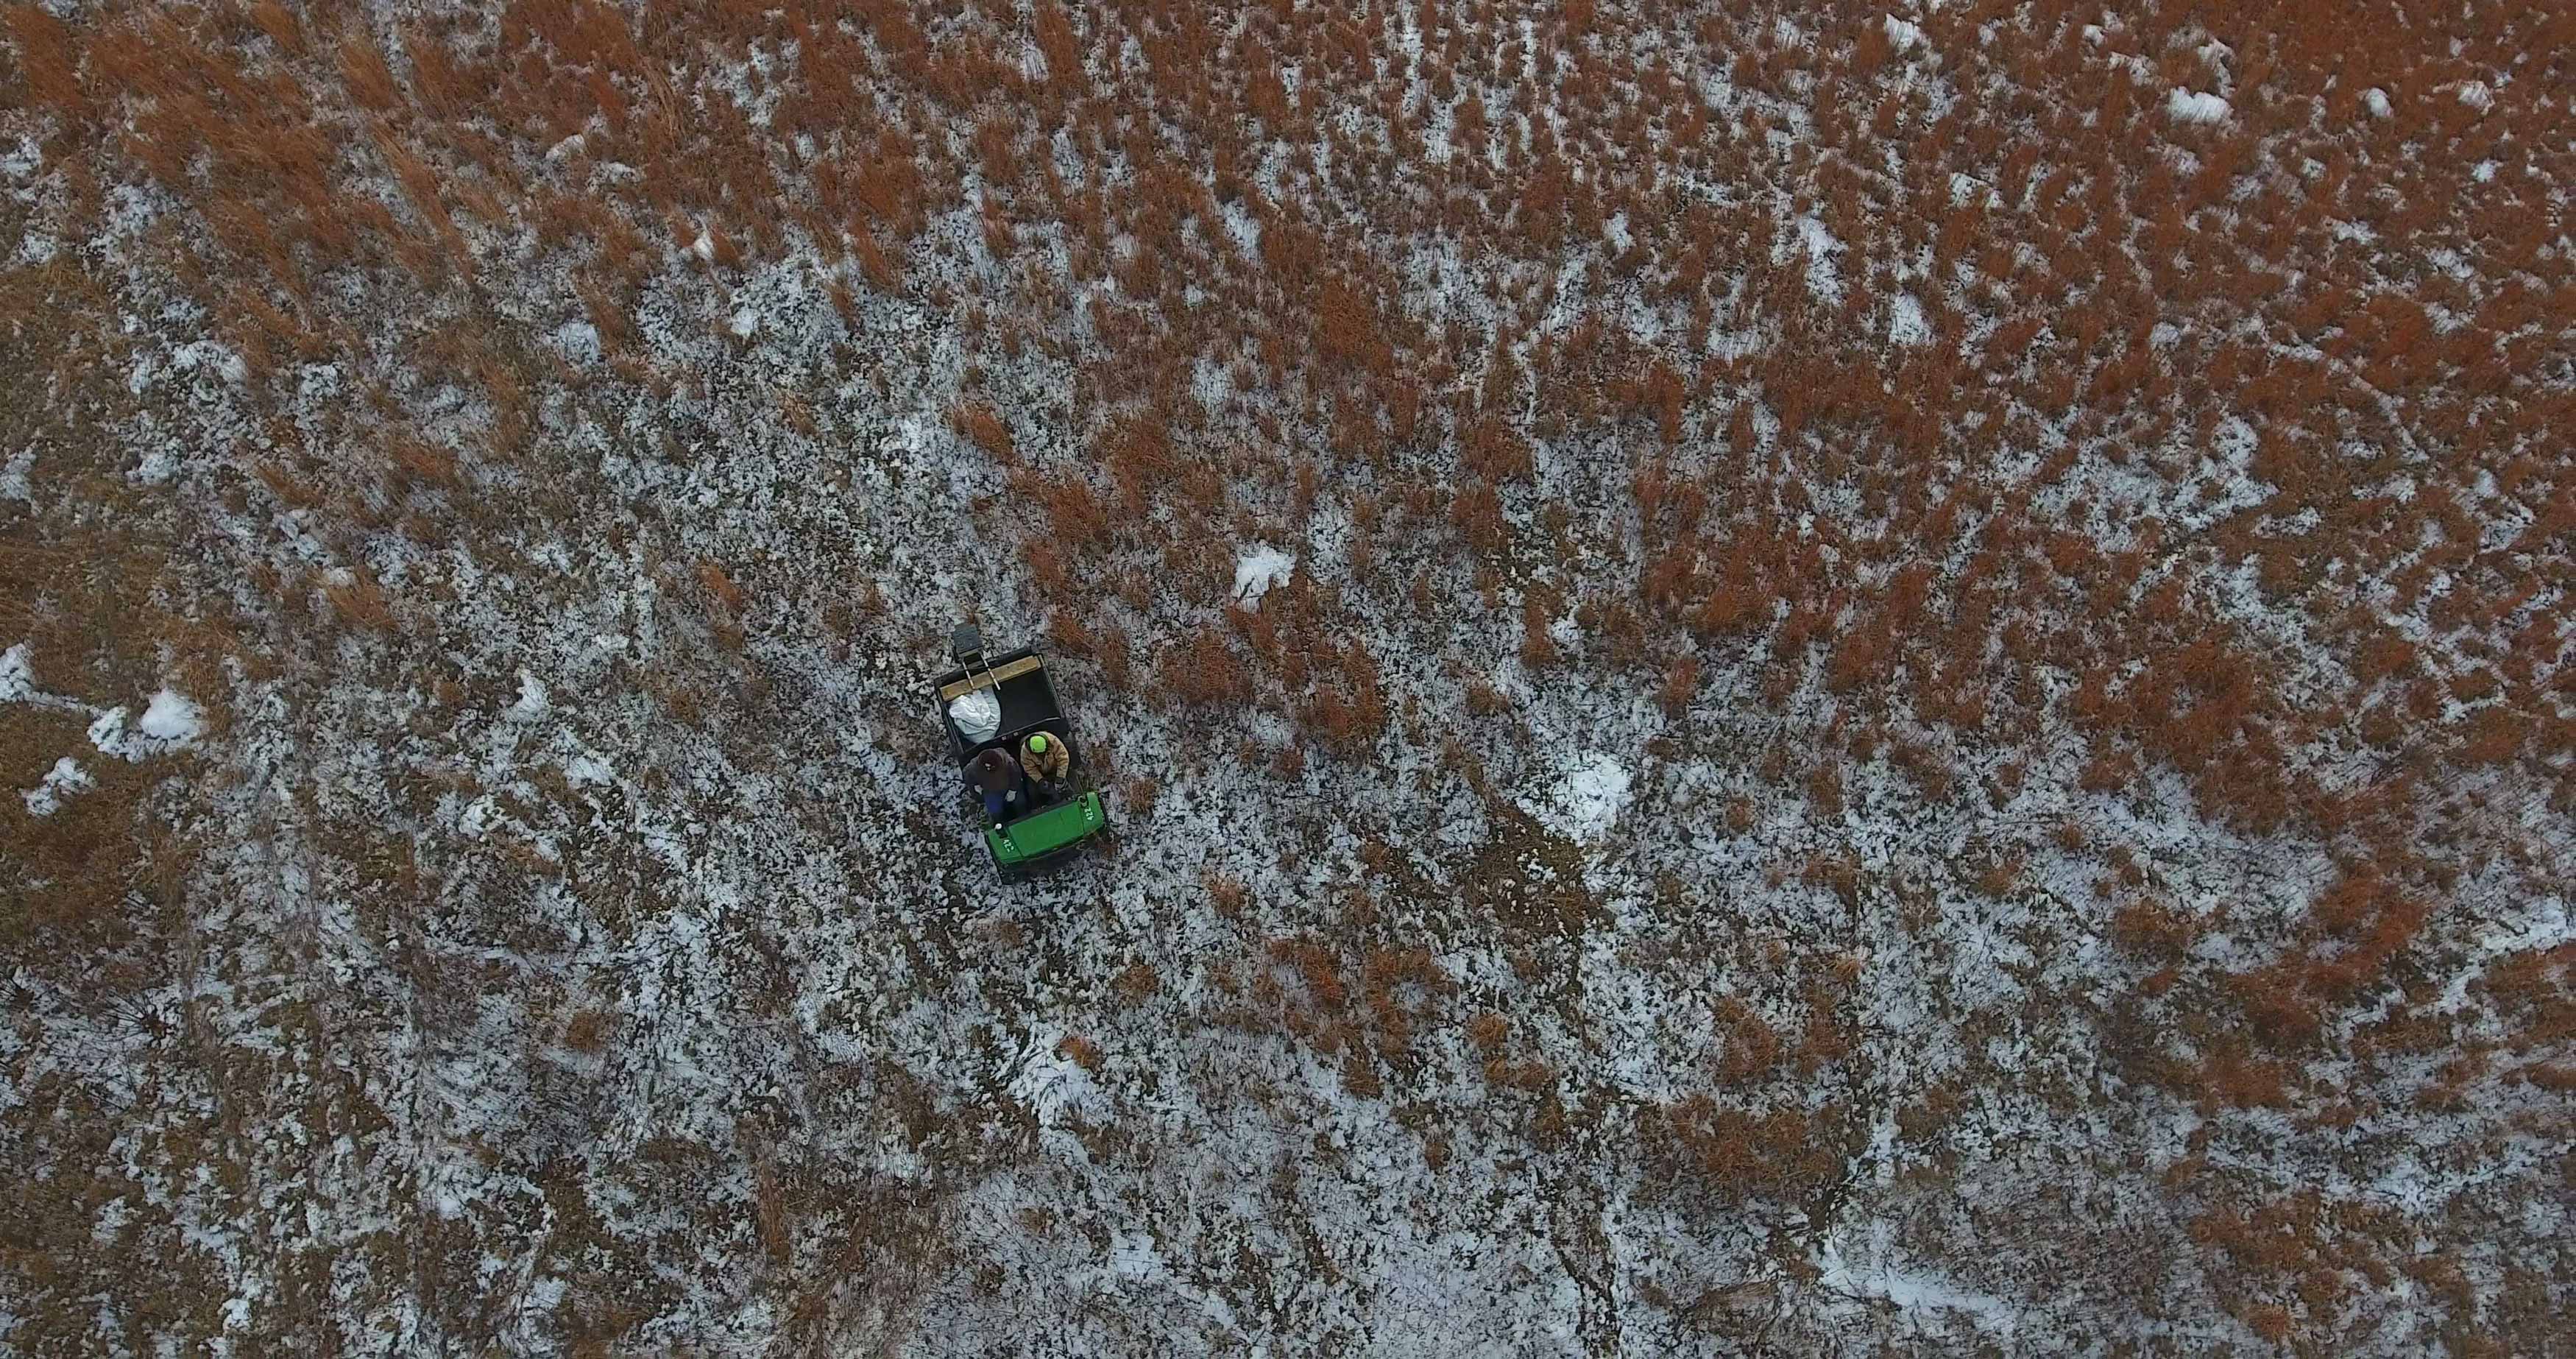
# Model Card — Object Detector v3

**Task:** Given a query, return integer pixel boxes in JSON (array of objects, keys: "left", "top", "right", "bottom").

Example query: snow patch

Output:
[
  {"left": 24, "top": 756, "right": 93, "bottom": 816},
  {"left": 1882, "top": 15, "right": 1923, "bottom": 53},
  {"left": 2438, "top": 894, "right": 2574, "bottom": 1014},
  {"left": 1818, "top": 1221, "right": 2023, "bottom": 1335},
  {"left": 1548, "top": 611, "right": 1579, "bottom": 654},
  {"left": 87, "top": 689, "right": 205, "bottom": 760},
  {"left": 1524, "top": 753, "right": 1632, "bottom": 844},
  {"left": 137, "top": 689, "right": 206, "bottom": 744},
  {"left": 1947, "top": 172, "right": 1993, "bottom": 208},
  {"left": 1105, "top": 1230, "right": 1165, "bottom": 1284},
  {"left": 2452, "top": 81, "right": 2491, "bottom": 113},
  {"left": 507, "top": 671, "right": 551, "bottom": 723},
  {"left": 131, "top": 442, "right": 179, "bottom": 485},
  {"left": 1006, "top": 1033, "right": 1107, "bottom": 1163},
  {"left": 552, "top": 320, "right": 602, "bottom": 365},
  {"left": 2166, "top": 89, "right": 2231, "bottom": 124},
  {"left": 1, "top": 447, "right": 32, "bottom": 502},
  {"left": 0, "top": 642, "right": 30, "bottom": 702},
  {"left": 1232, "top": 545, "right": 1297, "bottom": 604},
  {"left": 1, "top": 134, "right": 40, "bottom": 180},
  {"left": 1218, "top": 195, "right": 1262, "bottom": 260},
  {"left": 2363, "top": 88, "right": 2392, "bottom": 119},
  {"left": 1789, "top": 216, "right": 1843, "bottom": 303},
  {"left": 180, "top": 339, "right": 249, "bottom": 385},
  {"left": 1889, "top": 293, "right": 1931, "bottom": 347}
]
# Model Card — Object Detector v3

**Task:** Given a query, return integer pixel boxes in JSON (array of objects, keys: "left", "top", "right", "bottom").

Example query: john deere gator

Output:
[{"left": 930, "top": 624, "right": 1110, "bottom": 878}]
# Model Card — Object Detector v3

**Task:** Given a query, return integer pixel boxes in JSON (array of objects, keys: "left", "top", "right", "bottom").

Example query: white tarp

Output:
[{"left": 949, "top": 688, "right": 1002, "bottom": 744}]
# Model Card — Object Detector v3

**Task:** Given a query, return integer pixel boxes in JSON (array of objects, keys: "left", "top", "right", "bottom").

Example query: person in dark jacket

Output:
[{"left": 968, "top": 746, "right": 1023, "bottom": 825}]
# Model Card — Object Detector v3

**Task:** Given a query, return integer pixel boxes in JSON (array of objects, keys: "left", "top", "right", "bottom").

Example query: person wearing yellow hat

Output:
[{"left": 1020, "top": 730, "right": 1070, "bottom": 802}]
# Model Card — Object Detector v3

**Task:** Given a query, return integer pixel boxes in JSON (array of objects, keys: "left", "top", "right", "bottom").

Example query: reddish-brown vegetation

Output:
[{"left": 5, "top": 0, "right": 2567, "bottom": 1339}]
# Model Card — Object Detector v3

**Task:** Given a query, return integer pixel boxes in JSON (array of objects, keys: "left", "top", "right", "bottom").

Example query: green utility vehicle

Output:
[{"left": 930, "top": 624, "right": 1109, "bottom": 878}]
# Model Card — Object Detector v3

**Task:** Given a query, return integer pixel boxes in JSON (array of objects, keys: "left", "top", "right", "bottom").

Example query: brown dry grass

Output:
[{"left": 1, "top": 1, "right": 2566, "bottom": 1341}]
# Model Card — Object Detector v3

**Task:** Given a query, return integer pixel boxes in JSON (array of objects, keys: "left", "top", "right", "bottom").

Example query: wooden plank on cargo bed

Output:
[{"left": 939, "top": 653, "right": 1042, "bottom": 704}]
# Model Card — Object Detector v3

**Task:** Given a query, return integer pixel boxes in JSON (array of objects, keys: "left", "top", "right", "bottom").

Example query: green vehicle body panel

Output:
[{"left": 984, "top": 791, "right": 1107, "bottom": 866}]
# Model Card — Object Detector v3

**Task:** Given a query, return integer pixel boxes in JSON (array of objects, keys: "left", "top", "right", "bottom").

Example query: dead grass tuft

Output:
[
  {"left": 949, "top": 401, "right": 1013, "bottom": 462},
  {"left": 565, "top": 1009, "right": 611, "bottom": 1053},
  {"left": 339, "top": 35, "right": 400, "bottom": 110},
  {"left": 7, "top": 4, "right": 82, "bottom": 109},
  {"left": 323, "top": 570, "right": 395, "bottom": 630}
]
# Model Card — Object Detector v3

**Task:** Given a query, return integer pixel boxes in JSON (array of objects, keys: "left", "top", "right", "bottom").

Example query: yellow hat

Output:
[{"left": 1029, "top": 733, "right": 1049, "bottom": 752}]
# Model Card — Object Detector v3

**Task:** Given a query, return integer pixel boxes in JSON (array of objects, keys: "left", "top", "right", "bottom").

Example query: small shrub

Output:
[
  {"left": 1803, "top": 855, "right": 1865, "bottom": 908},
  {"left": 1461, "top": 417, "right": 1533, "bottom": 481},
  {"left": 1451, "top": 480, "right": 1507, "bottom": 554},
  {"left": 2112, "top": 899, "right": 2198, "bottom": 958},
  {"left": 696, "top": 560, "right": 746, "bottom": 615},
  {"left": 1160, "top": 632, "right": 1251, "bottom": 707},
  {"left": 386, "top": 436, "right": 459, "bottom": 490},
  {"left": 2201, "top": 1048, "right": 2291, "bottom": 1109},
  {"left": 1267, "top": 936, "right": 1345, "bottom": 1010},
  {"left": 1657, "top": 655, "right": 1700, "bottom": 718},
  {"left": 2232, "top": 965, "right": 2324, "bottom": 1047},
  {"left": 339, "top": 37, "right": 400, "bottom": 110},
  {"left": 1521, "top": 595, "right": 1562, "bottom": 667},
  {"left": 851, "top": 226, "right": 902, "bottom": 292},
  {"left": 565, "top": 1009, "right": 610, "bottom": 1053},
  {"left": 1807, "top": 761, "right": 1844, "bottom": 817},
  {"left": 1797, "top": 998, "right": 1849, "bottom": 1074},
  {"left": 1019, "top": 470, "right": 1111, "bottom": 548},
  {"left": 2078, "top": 746, "right": 2136, "bottom": 794},
  {"left": 1033, "top": 2, "right": 1083, "bottom": 91},
  {"left": 1713, "top": 999, "right": 1782, "bottom": 1084},
  {"left": 249, "top": 0, "right": 304, "bottom": 56},
  {"left": 950, "top": 400, "right": 1013, "bottom": 462},
  {"left": 8, "top": 5, "right": 81, "bottom": 109},
  {"left": 1341, "top": 1051, "right": 1383, "bottom": 1099},
  {"left": 324, "top": 571, "right": 394, "bottom": 630},
  {"left": 1111, "top": 961, "right": 1159, "bottom": 1005}
]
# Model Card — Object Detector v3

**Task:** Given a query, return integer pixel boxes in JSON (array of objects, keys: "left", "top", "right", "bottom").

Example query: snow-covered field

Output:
[{"left": 2, "top": 1, "right": 2569, "bottom": 1354}]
